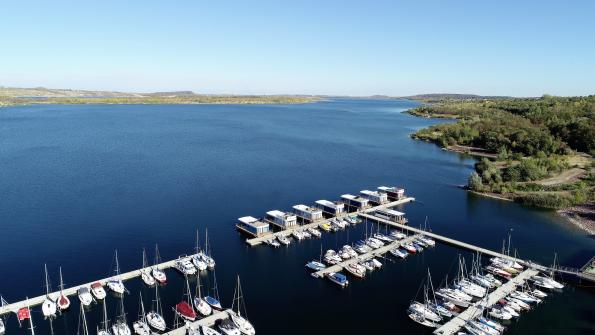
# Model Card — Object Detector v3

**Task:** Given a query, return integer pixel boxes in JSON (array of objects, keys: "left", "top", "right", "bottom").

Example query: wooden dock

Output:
[
  {"left": 0, "top": 253, "right": 199, "bottom": 316},
  {"left": 312, "top": 233, "right": 422, "bottom": 278},
  {"left": 434, "top": 268, "right": 539, "bottom": 335},
  {"left": 245, "top": 197, "right": 415, "bottom": 246},
  {"left": 165, "top": 309, "right": 232, "bottom": 335}
]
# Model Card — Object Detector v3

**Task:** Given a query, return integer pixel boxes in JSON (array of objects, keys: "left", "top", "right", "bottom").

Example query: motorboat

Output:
[
  {"left": 499, "top": 302, "right": 520, "bottom": 317},
  {"left": 490, "top": 257, "right": 523, "bottom": 270},
  {"left": 489, "top": 307, "right": 512, "bottom": 320},
  {"left": 499, "top": 298, "right": 521, "bottom": 312},
  {"left": 323, "top": 250, "right": 342, "bottom": 265},
  {"left": 360, "top": 261, "right": 375, "bottom": 272},
  {"left": 333, "top": 218, "right": 346, "bottom": 229},
  {"left": 345, "top": 215, "right": 358, "bottom": 224},
  {"left": 507, "top": 297, "right": 530, "bottom": 310},
  {"left": 57, "top": 267, "right": 71, "bottom": 311},
  {"left": 469, "top": 320, "right": 500, "bottom": 335},
  {"left": 291, "top": 230, "right": 304, "bottom": 240},
  {"left": 365, "top": 238, "right": 382, "bottom": 249},
  {"left": 338, "top": 249, "right": 351, "bottom": 260},
  {"left": 174, "top": 256, "right": 197, "bottom": 275},
  {"left": 369, "top": 237, "right": 385, "bottom": 247},
  {"left": 485, "top": 266, "right": 512, "bottom": 279},
  {"left": 533, "top": 275, "right": 564, "bottom": 289},
  {"left": 41, "top": 264, "right": 57, "bottom": 318},
  {"left": 412, "top": 243, "right": 424, "bottom": 253},
  {"left": 307, "top": 227, "right": 322, "bottom": 237},
  {"left": 78, "top": 287, "right": 93, "bottom": 306},
  {"left": 217, "top": 319, "right": 241, "bottom": 335},
  {"left": 373, "top": 233, "right": 393, "bottom": 243},
  {"left": 402, "top": 243, "right": 417, "bottom": 253},
  {"left": 341, "top": 245, "right": 358, "bottom": 258},
  {"left": 345, "top": 263, "right": 366, "bottom": 278},
  {"left": 264, "top": 239, "right": 281, "bottom": 248},
  {"left": 479, "top": 316, "right": 505, "bottom": 332},
  {"left": 277, "top": 235, "right": 291, "bottom": 245},
  {"left": 89, "top": 282, "right": 106, "bottom": 301},
  {"left": 326, "top": 272, "right": 349, "bottom": 287},
  {"left": 305, "top": 261, "right": 326, "bottom": 271},
  {"left": 301, "top": 230, "right": 312, "bottom": 238},
  {"left": 371, "top": 258, "right": 383, "bottom": 269},
  {"left": 510, "top": 291, "right": 541, "bottom": 304},
  {"left": 390, "top": 231, "right": 406, "bottom": 240},
  {"left": 389, "top": 248, "right": 408, "bottom": 259},
  {"left": 418, "top": 236, "right": 436, "bottom": 246},
  {"left": 531, "top": 288, "right": 547, "bottom": 298},
  {"left": 319, "top": 222, "right": 331, "bottom": 232}
]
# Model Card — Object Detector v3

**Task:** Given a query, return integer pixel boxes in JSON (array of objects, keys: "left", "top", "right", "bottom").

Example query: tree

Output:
[{"left": 468, "top": 172, "right": 483, "bottom": 191}]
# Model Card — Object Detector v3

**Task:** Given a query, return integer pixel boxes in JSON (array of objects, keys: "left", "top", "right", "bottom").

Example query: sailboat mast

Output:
[
  {"left": 79, "top": 303, "right": 89, "bottom": 335},
  {"left": 26, "top": 297, "right": 35, "bottom": 335},
  {"left": 44, "top": 264, "right": 50, "bottom": 295},
  {"left": 195, "top": 229, "right": 201, "bottom": 254},
  {"left": 507, "top": 231, "right": 512, "bottom": 257}
]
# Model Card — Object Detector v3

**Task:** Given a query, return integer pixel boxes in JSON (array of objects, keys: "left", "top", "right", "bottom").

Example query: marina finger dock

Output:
[{"left": 166, "top": 310, "right": 233, "bottom": 335}]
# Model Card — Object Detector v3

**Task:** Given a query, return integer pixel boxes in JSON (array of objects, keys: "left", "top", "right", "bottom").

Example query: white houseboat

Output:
[
  {"left": 265, "top": 210, "right": 298, "bottom": 229},
  {"left": 292, "top": 204, "right": 324, "bottom": 223},
  {"left": 340, "top": 194, "right": 369, "bottom": 211},
  {"left": 237, "top": 216, "right": 270, "bottom": 237},
  {"left": 360, "top": 190, "right": 388, "bottom": 205},
  {"left": 374, "top": 208, "right": 407, "bottom": 223},
  {"left": 315, "top": 200, "right": 345, "bottom": 217},
  {"left": 377, "top": 186, "right": 405, "bottom": 200}
]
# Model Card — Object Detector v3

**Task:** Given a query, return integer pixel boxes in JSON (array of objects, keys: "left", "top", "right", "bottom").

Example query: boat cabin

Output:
[
  {"left": 315, "top": 199, "right": 345, "bottom": 217},
  {"left": 237, "top": 216, "right": 270, "bottom": 237},
  {"left": 265, "top": 210, "right": 298, "bottom": 229},
  {"left": 340, "top": 194, "right": 370, "bottom": 211},
  {"left": 377, "top": 186, "right": 405, "bottom": 200},
  {"left": 374, "top": 208, "right": 407, "bottom": 223},
  {"left": 359, "top": 190, "right": 388, "bottom": 205},
  {"left": 292, "top": 204, "right": 323, "bottom": 223}
]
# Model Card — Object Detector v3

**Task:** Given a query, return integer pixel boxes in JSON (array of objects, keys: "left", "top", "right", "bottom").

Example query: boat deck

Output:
[
  {"left": 312, "top": 233, "right": 422, "bottom": 278},
  {"left": 0, "top": 253, "right": 200, "bottom": 316},
  {"left": 245, "top": 197, "right": 415, "bottom": 246},
  {"left": 434, "top": 268, "right": 539, "bottom": 335}
]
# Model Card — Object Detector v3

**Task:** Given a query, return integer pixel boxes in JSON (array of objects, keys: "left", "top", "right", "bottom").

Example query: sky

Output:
[{"left": 1, "top": 0, "right": 594, "bottom": 96}]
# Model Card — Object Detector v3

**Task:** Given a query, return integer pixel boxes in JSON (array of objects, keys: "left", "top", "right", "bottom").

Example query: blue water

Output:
[{"left": 0, "top": 99, "right": 593, "bottom": 334}]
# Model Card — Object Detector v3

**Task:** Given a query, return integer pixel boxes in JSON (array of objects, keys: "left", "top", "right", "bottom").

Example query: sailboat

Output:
[
  {"left": 200, "top": 228, "right": 216, "bottom": 270},
  {"left": 146, "top": 285, "right": 166, "bottom": 331},
  {"left": 140, "top": 249, "right": 155, "bottom": 286},
  {"left": 41, "top": 264, "right": 57, "bottom": 318},
  {"left": 407, "top": 271, "right": 442, "bottom": 327},
  {"left": 151, "top": 244, "right": 167, "bottom": 284},
  {"left": 108, "top": 250, "right": 127, "bottom": 295},
  {"left": 229, "top": 276, "right": 256, "bottom": 335},
  {"left": 112, "top": 295, "right": 131, "bottom": 335},
  {"left": 305, "top": 245, "right": 327, "bottom": 271},
  {"left": 77, "top": 303, "right": 89, "bottom": 335},
  {"left": 0, "top": 295, "right": 7, "bottom": 335},
  {"left": 192, "top": 229, "right": 208, "bottom": 271},
  {"left": 57, "top": 266, "right": 71, "bottom": 311},
  {"left": 174, "top": 277, "right": 197, "bottom": 321},
  {"left": 97, "top": 300, "right": 112, "bottom": 335},
  {"left": 205, "top": 271, "right": 223, "bottom": 310},
  {"left": 132, "top": 293, "right": 151, "bottom": 335},
  {"left": 194, "top": 272, "right": 212, "bottom": 316}
]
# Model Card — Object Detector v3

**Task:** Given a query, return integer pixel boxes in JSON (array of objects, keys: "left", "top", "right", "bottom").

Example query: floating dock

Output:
[
  {"left": 245, "top": 197, "right": 415, "bottom": 247},
  {"left": 165, "top": 309, "right": 233, "bottom": 335},
  {"left": 434, "top": 268, "right": 539, "bottom": 335},
  {"left": 0, "top": 253, "right": 200, "bottom": 316},
  {"left": 311, "top": 233, "right": 422, "bottom": 278}
]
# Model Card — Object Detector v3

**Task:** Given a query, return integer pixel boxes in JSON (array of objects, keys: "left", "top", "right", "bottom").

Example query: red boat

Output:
[{"left": 175, "top": 301, "right": 196, "bottom": 321}]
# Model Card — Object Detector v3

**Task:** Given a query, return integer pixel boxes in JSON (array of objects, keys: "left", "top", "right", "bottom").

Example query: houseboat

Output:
[
  {"left": 315, "top": 200, "right": 345, "bottom": 217},
  {"left": 374, "top": 208, "right": 407, "bottom": 223},
  {"left": 292, "top": 204, "right": 323, "bottom": 223},
  {"left": 377, "top": 186, "right": 405, "bottom": 200},
  {"left": 340, "top": 194, "right": 369, "bottom": 211},
  {"left": 265, "top": 210, "right": 297, "bottom": 229},
  {"left": 360, "top": 190, "right": 388, "bottom": 205},
  {"left": 237, "top": 216, "right": 270, "bottom": 237}
]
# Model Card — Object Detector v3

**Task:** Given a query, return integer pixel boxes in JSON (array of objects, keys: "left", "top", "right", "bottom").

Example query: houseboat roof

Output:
[
  {"left": 378, "top": 186, "right": 404, "bottom": 192},
  {"left": 293, "top": 204, "right": 322, "bottom": 213},
  {"left": 238, "top": 216, "right": 268, "bottom": 228},
  {"left": 315, "top": 199, "right": 343, "bottom": 208},
  {"left": 376, "top": 208, "right": 405, "bottom": 216},
  {"left": 340, "top": 194, "right": 368, "bottom": 201},
  {"left": 266, "top": 210, "right": 296, "bottom": 219},
  {"left": 360, "top": 190, "right": 384, "bottom": 196}
]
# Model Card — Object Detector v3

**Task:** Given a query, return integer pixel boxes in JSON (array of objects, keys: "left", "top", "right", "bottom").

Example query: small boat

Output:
[
  {"left": 57, "top": 267, "right": 71, "bottom": 310},
  {"left": 419, "top": 236, "right": 436, "bottom": 246},
  {"left": 193, "top": 229, "right": 209, "bottom": 270},
  {"left": 408, "top": 311, "right": 439, "bottom": 328},
  {"left": 499, "top": 303, "right": 520, "bottom": 317},
  {"left": 301, "top": 230, "right": 312, "bottom": 238},
  {"left": 264, "top": 239, "right": 281, "bottom": 248},
  {"left": 435, "top": 289, "right": 470, "bottom": 308},
  {"left": 479, "top": 316, "right": 505, "bottom": 332},
  {"left": 217, "top": 319, "right": 241, "bottom": 335},
  {"left": 345, "top": 263, "right": 366, "bottom": 278},
  {"left": 307, "top": 227, "right": 321, "bottom": 237},
  {"left": 175, "top": 277, "right": 197, "bottom": 321},
  {"left": 91, "top": 281, "right": 107, "bottom": 300},
  {"left": 432, "top": 303, "right": 453, "bottom": 318},
  {"left": 373, "top": 233, "right": 393, "bottom": 243},
  {"left": 41, "top": 264, "right": 57, "bottom": 318},
  {"left": 319, "top": 222, "right": 331, "bottom": 232},
  {"left": 152, "top": 244, "right": 167, "bottom": 284},
  {"left": 510, "top": 291, "right": 541, "bottom": 304},
  {"left": 412, "top": 243, "right": 424, "bottom": 253},
  {"left": 0, "top": 296, "right": 6, "bottom": 335},
  {"left": 201, "top": 326, "right": 222, "bottom": 335},
  {"left": 78, "top": 287, "right": 93, "bottom": 306},
  {"left": 193, "top": 271, "right": 212, "bottom": 317},
  {"left": 469, "top": 320, "right": 500, "bottom": 335},
  {"left": 230, "top": 276, "right": 256, "bottom": 335},
  {"left": 108, "top": 250, "right": 127, "bottom": 295},
  {"left": 507, "top": 297, "right": 530, "bottom": 310},
  {"left": 205, "top": 271, "right": 223, "bottom": 310},
  {"left": 489, "top": 307, "right": 512, "bottom": 320},
  {"left": 402, "top": 243, "right": 417, "bottom": 253},
  {"left": 326, "top": 272, "right": 349, "bottom": 287},
  {"left": 371, "top": 258, "right": 382, "bottom": 268},
  {"left": 111, "top": 296, "right": 131, "bottom": 335},
  {"left": 140, "top": 248, "right": 155, "bottom": 286},
  {"left": 174, "top": 256, "right": 197, "bottom": 276},
  {"left": 490, "top": 257, "right": 523, "bottom": 270},
  {"left": 342, "top": 245, "right": 358, "bottom": 258},
  {"left": 390, "top": 231, "right": 406, "bottom": 240},
  {"left": 360, "top": 261, "right": 375, "bottom": 271},
  {"left": 323, "top": 250, "right": 342, "bottom": 265},
  {"left": 291, "top": 230, "right": 304, "bottom": 240},
  {"left": 409, "top": 302, "right": 442, "bottom": 323},
  {"left": 146, "top": 285, "right": 166, "bottom": 331},
  {"left": 277, "top": 235, "right": 291, "bottom": 245},
  {"left": 533, "top": 275, "right": 564, "bottom": 289},
  {"left": 132, "top": 293, "right": 151, "bottom": 335},
  {"left": 345, "top": 215, "right": 358, "bottom": 225},
  {"left": 485, "top": 266, "right": 511, "bottom": 279},
  {"left": 531, "top": 288, "right": 547, "bottom": 298},
  {"left": 389, "top": 247, "right": 409, "bottom": 258},
  {"left": 305, "top": 261, "right": 326, "bottom": 271}
]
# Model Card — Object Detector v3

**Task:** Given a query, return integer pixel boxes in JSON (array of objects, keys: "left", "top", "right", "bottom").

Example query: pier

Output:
[
  {"left": 0, "top": 253, "right": 200, "bottom": 316},
  {"left": 165, "top": 310, "right": 233, "bottom": 334},
  {"left": 244, "top": 197, "right": 415, "bottom": 246},
  {"left": 311, "top": 233, "right": 422, "bottom": 278},
  {"left": 434, "top": 268, "right": 539, "bottom": 335}
]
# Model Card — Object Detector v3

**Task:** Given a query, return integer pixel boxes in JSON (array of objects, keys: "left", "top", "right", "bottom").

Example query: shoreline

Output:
[{"left": 557, "top": 203, "right": 595, "bottom": 235}]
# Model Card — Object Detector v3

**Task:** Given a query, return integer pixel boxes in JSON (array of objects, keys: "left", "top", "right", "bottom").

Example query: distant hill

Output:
[{"left": 402, "top": 93, "right": 512, "bottom": 103}]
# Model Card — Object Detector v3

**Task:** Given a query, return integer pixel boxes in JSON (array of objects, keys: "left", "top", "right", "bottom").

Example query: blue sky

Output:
[{"left": 1, "top": 0, "right": 593, "bottom": 96}]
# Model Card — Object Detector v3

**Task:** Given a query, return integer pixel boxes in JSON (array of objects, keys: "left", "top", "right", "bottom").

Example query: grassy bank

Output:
[{"left": 407, "top": 95, "right": 594, "bottom": 210}]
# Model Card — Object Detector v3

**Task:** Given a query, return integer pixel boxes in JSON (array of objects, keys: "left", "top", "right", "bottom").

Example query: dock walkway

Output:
[
  {"left": 245, "top": 197, "right": 415, "bottom": 247},
  {"left": 165, "top": 310, "right": 232, "bottom": 335},
  {"left": 312, "top": 234, "right": 422, "bottom": 278},
  {"left": 0, "top": 253, "right": 199, "bottom": 316},
  {"left": 434, "top": 268, "right": 539, "bottom": 335}
]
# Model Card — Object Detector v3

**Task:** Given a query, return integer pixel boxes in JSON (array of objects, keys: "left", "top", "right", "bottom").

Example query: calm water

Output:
[{"left": 0, "top": 99, "right": 593, "bottom": 334}]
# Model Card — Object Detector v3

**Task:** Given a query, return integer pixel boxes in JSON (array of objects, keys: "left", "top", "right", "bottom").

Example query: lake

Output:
[{"left": 0, "top": 99, "right": 593, "bottom": 334}]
